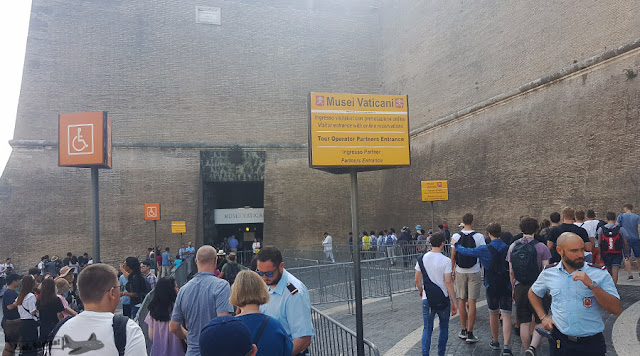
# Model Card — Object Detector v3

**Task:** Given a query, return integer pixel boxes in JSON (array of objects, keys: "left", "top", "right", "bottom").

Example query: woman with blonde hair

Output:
[{"left": 230, "top": 270, "right": 292, "bottom": 356}]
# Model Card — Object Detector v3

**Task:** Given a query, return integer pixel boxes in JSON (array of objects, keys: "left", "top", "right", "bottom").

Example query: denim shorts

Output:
[
  {"left": 626, "top": 238, "right": 640, "bottom": 257},
  {"left": 602, "top": 253, "right": 623, "bottom": 267}
]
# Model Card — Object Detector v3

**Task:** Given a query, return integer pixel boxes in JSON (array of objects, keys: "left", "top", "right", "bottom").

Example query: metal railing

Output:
[{"left": 310, "top": 306, "right": 380, "bottom": 356}]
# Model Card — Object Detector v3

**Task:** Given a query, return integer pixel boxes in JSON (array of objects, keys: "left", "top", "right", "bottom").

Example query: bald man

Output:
[
  {"left": 170, "top": 245, "right": 233, "bottom": 356},
  {"left": 529, "top": 232, "right": 620, "bottom": 356}
]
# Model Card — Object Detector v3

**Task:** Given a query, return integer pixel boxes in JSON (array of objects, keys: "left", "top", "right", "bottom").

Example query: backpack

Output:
[
  {"left": 511, "top": 239, "right": 540, "bottom": 284},
  {"left": 385, "top": 235, "right": 394, "bottom": 246},
  {"left": 46, "top": 315, "right": 128, "bottom": 355},
  {"left": 601, "top": 226, "right": 624, "bottom": 254},
  {"left": 485, "top": 244, "right": 510, "bottom": 297},
  {"left": 223, "top": 262, "right": 244, "bottom": 285},
  {"left": 417, "top": 254, "right": 449, "bottom": 310},
  {"left": 454, "top": 232, "right": 478, "bottom": 268}
]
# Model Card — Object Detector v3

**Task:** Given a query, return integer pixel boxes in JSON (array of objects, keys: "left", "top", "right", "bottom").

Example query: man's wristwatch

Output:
[{"left": 588, "top": 281, "right": 598, "bottom": 290}]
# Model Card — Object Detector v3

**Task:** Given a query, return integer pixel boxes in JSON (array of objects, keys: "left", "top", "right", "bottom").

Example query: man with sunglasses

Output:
[
  {"left": 49, "top": 264, "right": 146, "bottom": 355},
  {"left": 257, "top": 247, "right": 314, "bottom": 356}
]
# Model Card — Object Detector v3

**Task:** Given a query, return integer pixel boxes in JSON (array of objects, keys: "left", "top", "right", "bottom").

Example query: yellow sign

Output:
[
  {"left": 309, "top": 92, "right": 410, "bottom": 168},
  {"left": 171, "top": 221, "right": 186, "bottom": 234},
  {"left": 421, "top": 180, "right": 449, "bottom": 201}
]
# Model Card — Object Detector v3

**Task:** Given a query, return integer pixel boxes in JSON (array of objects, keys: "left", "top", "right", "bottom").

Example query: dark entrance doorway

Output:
[{"left": 203, "top": 181, "right": 264, "bottom": 249}]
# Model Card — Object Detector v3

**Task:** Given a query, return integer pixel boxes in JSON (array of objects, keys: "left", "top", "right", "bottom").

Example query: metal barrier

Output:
[{"left": 310, "top": 306, "right": 380, "bottom": 356}]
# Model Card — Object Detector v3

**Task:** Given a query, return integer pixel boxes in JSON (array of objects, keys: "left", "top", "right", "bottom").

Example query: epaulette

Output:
[
  {"left": 587, "top": 262, "right": 606, "bottom": 270},
  {"left": 544, "top": 262, "right": 559, "bottom": 270},
  {"left": 286, "top": 283, "right": 299, "bottom": 295}
]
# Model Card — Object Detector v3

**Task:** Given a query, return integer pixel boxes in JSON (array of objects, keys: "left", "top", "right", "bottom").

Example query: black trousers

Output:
[
  {"left": 551, "top": 328, "right": 606, "bottom": 356},
  {"left": 19, "top": 319, "right": 39, "bottom": 356}
]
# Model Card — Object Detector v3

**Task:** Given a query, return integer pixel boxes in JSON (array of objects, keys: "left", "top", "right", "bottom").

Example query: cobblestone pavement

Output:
[{"left": 316, "top": 269, "right": 640, "bottom": 356}]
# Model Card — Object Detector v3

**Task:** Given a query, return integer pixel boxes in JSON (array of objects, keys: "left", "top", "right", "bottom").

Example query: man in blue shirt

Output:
[
  {"left": 161, "top": 247, "right": 173, "bottom": 278},
  {"left": 170, "top": 245, "right": 233, "bottom": 356},
  {"left": 454, "top": 222, "right": 513, "bottom": 355},
  {"left": 529, "top": 232, "right": 621, "bottom": 356},
  {"left": 257, "top": 247, "right": 314, "bottom": 356},
  {"left": 617, "top": 203, "right": 640, "bottom": 279},
  {"left": 228, "top": 235, "right": 240, "bottom": 253},
  {"left": 185, "top": 241, "right": 196, "bottom": 274}
]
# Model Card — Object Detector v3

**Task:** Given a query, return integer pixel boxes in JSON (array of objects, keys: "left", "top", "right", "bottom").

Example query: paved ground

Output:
[{"left": 315, "top": 268, "right": 640, "bottom": 356}]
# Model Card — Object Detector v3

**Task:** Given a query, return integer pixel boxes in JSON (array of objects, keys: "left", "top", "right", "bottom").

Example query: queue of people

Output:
[{"left": 416, "top": 206, "right": 629, "bottom": 356}]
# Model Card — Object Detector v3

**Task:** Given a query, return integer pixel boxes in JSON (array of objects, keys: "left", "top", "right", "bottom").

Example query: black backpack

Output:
[
  {"left": 511, "top": 239, "right": 540, "bottom": 284},
  {"left": 455, "top": 232, "right": 478, "bottom": 268},
  {"left": 417, "top": 254, "right": 450, "bottom": 310},
  {"left": 601, "top": 226, "right": 624, "bottom": 254},
  {"left": 485, "top": 244, "right": 510, "bottom": 297},
  {"left": 46, "top": 315, "right": 128, "bottom": 355}
]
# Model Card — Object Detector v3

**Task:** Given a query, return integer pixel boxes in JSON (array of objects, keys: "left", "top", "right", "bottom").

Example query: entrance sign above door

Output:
[
  {"left": 214, "top": 208, "right": 264, "bottom": 224},
  {"left": 308, "top": 92, "right": 410, "bottom": 171},
  {"left": 58, "top": 111, "right": 112, "bottom": 168}
]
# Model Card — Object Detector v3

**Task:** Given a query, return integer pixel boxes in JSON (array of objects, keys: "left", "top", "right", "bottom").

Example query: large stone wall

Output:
[
  {"left": 379, "top": 0, "right": 640, "bottom": 128},
  {"left": 378, "top": 49, "right": 640, "bottom": 233}
]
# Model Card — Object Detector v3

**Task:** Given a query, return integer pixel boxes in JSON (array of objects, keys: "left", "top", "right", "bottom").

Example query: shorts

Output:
[
  {"left": 514, "top": 283, "right": 550, "bottom": 324},
  {"left": 602, "top": 253, "right": 623, "bottom": 267},
  {"left": 2, "top": 318, "right": 21, "bottom": 344},
  {"left": 454, "top": 272, "right": 481, "bottom": 300},
  {"left": 626, "top": 238, "right": 640, "bottom": 258},
  {"left": 486, "top": 290, "right": 512, "bottom": 313}
]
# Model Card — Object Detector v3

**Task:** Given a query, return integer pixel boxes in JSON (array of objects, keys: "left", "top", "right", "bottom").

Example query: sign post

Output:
[
  {"left": 59, "top": 112, "right": 112, "bottom": 263},
  {"left": 145, "top": 203, "right": 161, "bottom": 252},
  {"left": 421, "top": 180, "right": 449, "bottom": 230},
  {"left": 309, "top": 92, "right": 410, "bottom": 356}
]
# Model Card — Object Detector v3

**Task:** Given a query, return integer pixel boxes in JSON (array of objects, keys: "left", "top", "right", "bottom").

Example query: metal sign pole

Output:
[
  {"left": 350, "top": 169, "right": 365, "bottom": 356},
  {"left": 91, "top": 167, "right": 101, "bottom": 263},
  {"left": 154, "top": 220, "right": 158, "bottom": 256},
  {"left": 431, "top": 201, "right": 435, "bottom": 231}
]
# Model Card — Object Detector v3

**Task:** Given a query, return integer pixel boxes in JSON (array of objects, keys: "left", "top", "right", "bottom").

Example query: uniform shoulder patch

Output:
[
  {"left": 286, "top": 283, "right": 299, "bottom": 295},
  {"left": 544, "top": 262, "right": 559, "bottom": 270},
  {"left": 587, "top": 262, "right": 606, "bottom": 270}
]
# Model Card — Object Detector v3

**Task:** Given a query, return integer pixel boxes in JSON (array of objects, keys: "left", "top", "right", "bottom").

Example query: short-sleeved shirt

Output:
[
  {"left": 38, "top": 298, "right": 65, "bottom": 327},
  {"left": 531, "top": 262, "right": 619, "bottom": 337},
  {"left": 548, "top": 224, "right": 589, "bottom": 263},
  {"left": 228, "top": 238, "right": 239, "bottom": 249},
  {"left": 506, "top": 237, "right": 552, "bottom": 285},
  {"left": 617, "top": 212, "right": 640, "bottom": 240},
  {"left": 162, "top": 252, "right": 171, "bottom": 266},
  {"left": 179, "top": 248, "right": 186, "bottom": 260},
  {"left": 237, "top": 313, "right": 293, "bottom": 356},
  {"left": 185, "top": 246, "right": 195, "bottom": 257},
  {"left": 597, "top": 223, "right": 630, "bottom": 240},
  {"left": 451, "top": 230, "right": 486, "bottom": 273},
  {"left": 415, "top": 251, "right": 452, "bottom": 298},
  {"left": 171, "top": 272, "right": 233, "bottom": 356},
  {"left": 119, "top": 275, "right": 130, "bottom": 305},
  {"left": 260, "top": 269, "right": 314, "bottom": 340},
  {"left": 2, "top": 289, "right": 19, "bottom": 321},
  {"left": 580, "top": 220, "right": 600, "bottom": 239},
  {"left": 18, "top": 293, "right": 38, "bottom": 320}
]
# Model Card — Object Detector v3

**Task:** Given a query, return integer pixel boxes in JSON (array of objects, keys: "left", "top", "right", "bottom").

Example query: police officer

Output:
[
  {"left": 528, "top": 232, "right": 621, "bottom": 355},
  {"left": 257, "top": 247, "right": 314, "bottom": 356}
]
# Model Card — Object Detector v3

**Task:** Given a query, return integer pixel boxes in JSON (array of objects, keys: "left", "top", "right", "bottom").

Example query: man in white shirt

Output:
[
  {"left": 575, "top": 209, "right": 595, "bottom": 263},
  {"left": 50, "top": 264, "right": 146, "bottom": 356},
  {"left": 415, "top": 232, "right": 457, "bottom": 356},
  {"left": 322, "top": 232, "right": 335, "bottom": 263},
  {"left": 450, "top": 213, "right": 486, "bottom": 343}
]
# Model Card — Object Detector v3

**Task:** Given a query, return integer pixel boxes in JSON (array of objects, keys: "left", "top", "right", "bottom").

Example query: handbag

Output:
[{"left": 417, "top": 254, "right": 450, "bottom": 310}]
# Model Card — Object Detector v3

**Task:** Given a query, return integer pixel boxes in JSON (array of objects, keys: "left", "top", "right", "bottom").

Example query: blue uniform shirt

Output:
[
  {"left": 531, "top": 262, "right": 619, "bottom": 337},
  {"left": 260, "top": 269, "right": 315, "bottom": 340}
]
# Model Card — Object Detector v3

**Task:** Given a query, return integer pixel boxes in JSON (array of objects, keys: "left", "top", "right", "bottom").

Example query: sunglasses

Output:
[{"left": 256, "top": 268, "right": 278, "bottom": 278}]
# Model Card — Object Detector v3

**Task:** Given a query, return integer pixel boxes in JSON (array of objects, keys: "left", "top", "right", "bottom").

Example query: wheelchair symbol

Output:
[
  {"left": 68, "top": 124, "right": 94, "bottom": 155},
  {"left": 147, "top": 206, "right": 158, "bottom": 218},
  {"left": 72, "top": 128, "right": 89, "bottom": 152}
]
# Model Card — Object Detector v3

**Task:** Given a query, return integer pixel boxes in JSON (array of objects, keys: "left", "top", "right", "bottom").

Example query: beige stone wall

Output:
[
  {"left": 379, "top": 0, "right": 640, "bottom": 128},
  {"left": 378, "top": 50, "right": 640, "bottom": 233}
]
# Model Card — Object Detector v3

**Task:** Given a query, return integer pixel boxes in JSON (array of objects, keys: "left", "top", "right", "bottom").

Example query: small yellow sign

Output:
[
  {"left": 309, "top": 92, "right": 410, "bottom": 168},
  {"left": 171, "top": 221, "right": 186, "bottom": 234},
  {"left": 421, "top": 180, "right": 449, "bottom": 201}
]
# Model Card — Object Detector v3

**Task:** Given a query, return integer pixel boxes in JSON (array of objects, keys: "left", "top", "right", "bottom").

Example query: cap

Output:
[
  {"left": 59, "top": 266, "right": 72, "bottom": 278},
  {"left": 415, "top": 225, "right": 422, "bottom": 231},
  {"left": 217, "top": 249, "right": 226, "bottom": 256},
  {"left": 228, "top": 252, "right": 236, "bottom": 257},
  {"left": 199, "top": 316, "right": 253, "bottom": 356},
  {"left": 443, "top": 224, "right": 448, "bottom": 228}
]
